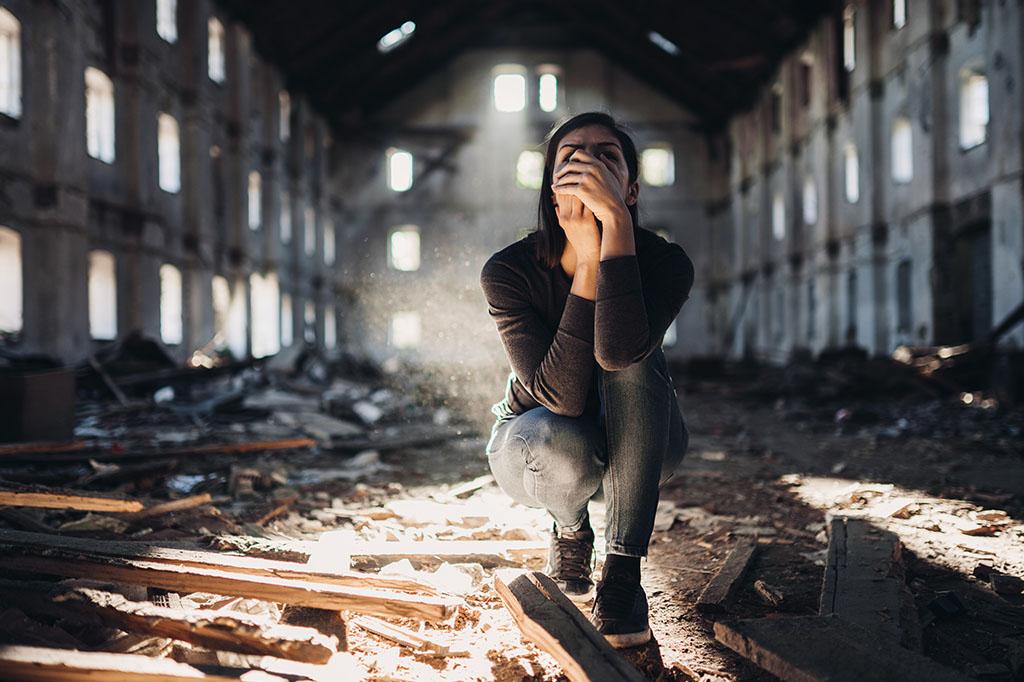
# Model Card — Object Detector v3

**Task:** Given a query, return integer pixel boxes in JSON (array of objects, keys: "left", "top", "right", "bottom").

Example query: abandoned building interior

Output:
[{"left": 0, "top": 0, "right": 1022, "bottom": 680}]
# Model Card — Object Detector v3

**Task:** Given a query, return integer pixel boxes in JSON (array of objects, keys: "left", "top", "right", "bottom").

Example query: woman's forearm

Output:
[
  {"left": 570, "top": 259, "right": 599, "bottom": 301},
  {"left": 599, "top": 209, "right": 636, "bottom": 260}
]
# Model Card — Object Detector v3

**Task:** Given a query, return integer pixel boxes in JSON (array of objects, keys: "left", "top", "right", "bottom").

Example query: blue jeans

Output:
[{"left": 485, "top": 346, "right": 688, "bottom": 557}]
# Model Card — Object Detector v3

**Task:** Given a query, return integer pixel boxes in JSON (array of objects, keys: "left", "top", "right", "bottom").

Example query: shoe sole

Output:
[
  {"left": 603, "top": 627, "right": 652, "bottom": 649},
  {"left": 565, "top": 587, "right": 595, "bottom": 604}
]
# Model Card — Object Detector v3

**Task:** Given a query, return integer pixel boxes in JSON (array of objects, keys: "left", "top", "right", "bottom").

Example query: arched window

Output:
[
  {"left": 208, "top": 17, "right": 225, "bottom": 83},
  {"left": 386, "top": 148, "right": 413, "bottom": 192},
  {"left": 959, "top": 67, "right": 989, "bottom": 149},
  {"left": 249, "top": 271, "right": 280, "bottom": 359},
  {"left": 388, "top": 225, "right": 420, "bottom": 271},
  {"left": 156, "top": 0, "right": 177, "bottom": 43},
  {"left": 304, "top": 204, "right": 316, "bottom": 257},
  {"left": 323, "top": 218, "right": 335, "bottom": 266},
  {"left": 802, "top": 176, "right": 817, "bottom": 225},
  {"left": 493, "top": 64, "right": 526, "bottom": 112},
  {"left": 159, "top": 264, "right": 183, "bottom": 345},
  {"left": 516, "top": 150, "right": 544, "bottom": 189},
  {"left": 844, "top": 143, "right": 860, "bottom": 203},
  {"left": 247, "top": 171, "right": 261, "bottom": 229},
  {"left": 0, "top": 226, "right": 22, "bottom": 333},
  {"left": 0, "top": 7, "right": 22, "bottom": 118},
  {"left": 158, "top": 113, "right": 180, "bottom": 193},
  {"left": 891, "top": 116, "right": 913, "bottom": 183},
  {"left": 771, "top": 193, "right": 786, "bottom": 241},
  {"left": 85, "top": 67, "right": 115, "bottom": 163},
  {"left": 88, "top": 250, "right": 117, "bottom": 340}
]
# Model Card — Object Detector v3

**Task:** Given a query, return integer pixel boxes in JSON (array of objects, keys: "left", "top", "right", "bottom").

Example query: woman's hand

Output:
[
  {"left": 554, "top": 193, "right": 601, "bottom": 264},
  {"left": 551, "top": 149, "right": 631, "bottom": 227}
]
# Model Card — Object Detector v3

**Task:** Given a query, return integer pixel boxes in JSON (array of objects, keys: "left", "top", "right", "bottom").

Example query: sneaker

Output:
[
  {"left": 590, "top": 573, "right": 651, "bottom": 648},
  {"left": 545, "top": 518, "right": 595, "bottom": 603}
]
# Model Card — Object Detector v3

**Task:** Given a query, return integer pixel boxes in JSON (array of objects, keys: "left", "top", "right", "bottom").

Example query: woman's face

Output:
[{"left": 552, "top": 124, "right": 637, "bottom": 206}]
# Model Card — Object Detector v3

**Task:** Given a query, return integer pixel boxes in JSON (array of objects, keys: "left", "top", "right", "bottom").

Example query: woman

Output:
[{"left": 479, "top": 111, "right": 694, "bottom": 647}]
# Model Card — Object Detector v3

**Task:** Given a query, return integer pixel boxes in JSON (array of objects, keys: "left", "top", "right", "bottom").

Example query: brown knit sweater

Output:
[{"left": 480, "top": 227, "right": 694, "bottom": 421}]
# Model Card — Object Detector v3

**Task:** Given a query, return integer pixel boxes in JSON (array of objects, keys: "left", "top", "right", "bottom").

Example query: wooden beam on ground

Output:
[
  {"left": 714, "top": 615, "right": 968, "bottom": 682},
  {"left": 0, "top": 440, "right": 92, "bottom": 457},
  {"left": 494, "top": 570, "right": 645, "bottom": 682},
  {"left": 0, "top": 484, "right": 143, "bottom": 513},
  {"left": 0, "top": 546, "right": 459, "bottom": 622},
  {"left": 0, "top": 529, "right": 439, "bottom": 596},
  {"left": 130, "top": 493, "right": 212, "bottom": 519},
  {"left": 0, "top": 581, "right": 336, "bottom": 663},
  {"left": 696, "top": 538, "right": 758, "bottom": 613},
  {"left": 351, "top": 615, "right": 450, "bottom": 656},
  {"left": 820, "top": 516, "right": 920, "bottom": 649},
  {"left": 346, "top": 539, "right": 548, "bottom": 568},
  {"left": 0, "top": 644, "right": 243, "bottom": 681}
]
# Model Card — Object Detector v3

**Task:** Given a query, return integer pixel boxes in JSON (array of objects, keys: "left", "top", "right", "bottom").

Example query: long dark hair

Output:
[{"left": 534, "top": 112, "right": 640, "bottom": 269}]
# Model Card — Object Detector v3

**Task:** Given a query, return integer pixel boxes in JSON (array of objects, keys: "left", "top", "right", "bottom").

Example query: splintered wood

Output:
[
  {"left": 494, "top": 570, "right": 646, "bottom": 682},
  {"left": 0, "top": 483, "right": 144, "bottom": 512}
]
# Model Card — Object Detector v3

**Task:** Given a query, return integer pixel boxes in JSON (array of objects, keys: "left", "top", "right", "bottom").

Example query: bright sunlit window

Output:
[
  {"left": 156, "top": 0, "right": 177, "bottom": 43},
  {"left": 208, "top": 17, "right": 225, "bottom": 83},
  {"left": 159, "top": 263, "right": 183, "bottom": 345},
  {"left": 377, "top": 20, "right": 415, "bottom": 53},
  {"left": 247, "top": 171, "right": 261, "bottom": 230},
  {"left": 538, "top": 70, "right": 558, "bottom": 112},
  {"left": 641, "top": 146, "right": 674, "bottom": 186},
  {"left": 959, "top": 68, "right": 989, "bottom": 149},
  {"left": 387, "top": 148, "right": 413, "bottom": 192},
  {"left": 158, "top": 112, "right": 180, "bottom": 193},
  {"left": 802, "top": 175, "right": 817, "bottom": 225},
  {"left": 843, "top": 6, "right": 856, "bottom": 72},
  {"left": 845, "top": 143, "right": 860, "bottom": 203},
  {"left": 390, "top": 311, "right": 421, "bottom": 349},
  {"left": 772, "top": 193, "right": 786, "bottom": 241},
  {"left": 0, "top": 7, "right": 22, "bottom": 119},
  {"left": 88, "top": 250, "right": 117, "bottom": 340},
  {"left": 388, "top": 225, "right": 420, "bottom": 271},
  {"left": 85, "top": 67, "right": 115, "bottom": 163},
  {"left": 891, "top": 116, "right": 913, "bottom": 183},
  {"left": 892, "top": 0, "right": 907, "bottom": 29},
  {"left": 493, "top": 66, "right": 526, "bottom": 112},
  {"left": 516, "top": 150, "right": 544, "bottom": 189},
  {"left": 0, "top": 226, "right": 22, "bottom": 334},
  {"left": 249, "top": 271, "right": 280, "bottom": 359}
]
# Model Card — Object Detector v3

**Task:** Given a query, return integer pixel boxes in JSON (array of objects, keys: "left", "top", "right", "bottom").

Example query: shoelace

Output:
[
  {"left": 552, "top": 532, "right": 591, "bottom": 580},
  {"left": 594, "top": 573, "right": 637, "bottom": 619}
]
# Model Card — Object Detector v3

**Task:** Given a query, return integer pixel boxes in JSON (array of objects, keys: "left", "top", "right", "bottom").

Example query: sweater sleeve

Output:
[
  {"left": 594, "top": 244, "right": 694, "bottom": 370},
  {"left": 480, "top": 258, "right": 596, "bottom": 418}
]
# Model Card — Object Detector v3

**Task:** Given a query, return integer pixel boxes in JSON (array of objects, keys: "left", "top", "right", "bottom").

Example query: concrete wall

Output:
[
  {"left": 0, "top": 0, "right": 341, "bottom": 363},
  {"left": 712, "top": 0, "right": 1024, "bottom": 360}
]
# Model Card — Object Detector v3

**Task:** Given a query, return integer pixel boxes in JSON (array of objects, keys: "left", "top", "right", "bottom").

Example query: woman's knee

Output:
[{"left": 512, "top": 408, "right": 603, "bottom": 489}]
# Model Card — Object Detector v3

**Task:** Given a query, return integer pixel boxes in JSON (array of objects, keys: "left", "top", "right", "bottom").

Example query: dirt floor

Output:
[{"left": 1, "top": 352, "right": 1022, "bottom": 681}]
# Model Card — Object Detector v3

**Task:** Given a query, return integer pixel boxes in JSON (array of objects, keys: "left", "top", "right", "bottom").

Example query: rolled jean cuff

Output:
[{"left": 605, "top": 541, "right": 648, "bottom": 558}]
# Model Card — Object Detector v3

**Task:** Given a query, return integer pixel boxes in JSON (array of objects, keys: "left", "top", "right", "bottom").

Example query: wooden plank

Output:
[
  {"left": 494, "top": 570, "right": 645, "bottom": 682},
  {"left": 346, "top": 539, "right": 548, "bottom": 567},
  {"left": 0, "top": 644, "right": 242, "bottom": 681},
  {"left": 0, "top": 581, "right": 336, "bottom": 663},
  {"left": 0, "top": 546, "right": 459, "bottom": 622},
  {"left": 0, "top": 529, "right": 439, "bottom": 596},
  {"left": 0, "top": 440, "right": 92, "bottom": 456},
  {"left": 0, "top": 484, "right": 143, "bottom": 512},
  {"left": 714, "top": 615, "right": 968, "bottom": 682},
  {"left": 130, "top": 494, "right": 212, "bottom": 519},
  {"left": 696, "top": 538, "right": 758, "bottom": 612},
  {"left": 820, "top": 516, "right": 920, "bottom": 649}
]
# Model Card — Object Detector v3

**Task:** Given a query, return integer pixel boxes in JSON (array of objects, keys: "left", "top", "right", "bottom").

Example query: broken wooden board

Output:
[
  {"left": 0, "top": 528, "right": 439, "bottom": 596},
  {"left": 0, "top": 440, "right": 92, "bottom": 457},
  {"left": 494, "top": 570, "right": 645, "bottom": 682},
  {"left": 345, "top": 539, "right": 548, "bottom": 568},
  {"left": 697, "top": 538, "right": 757, "bottom": 613},
  {"left": 820, "top": 516, "right": 920, "bottom": 649},
  {"left": 714, "top": 615, "right": 968, "bottom": 682},
  {"left": 0, "top": 483, "right": 143, "bottom": 512},
  {"left": 0, "top": 581, "right": 337, "bottom": 663},
  {"left": 128, "top": 493, "right": 213, "bottom": 519},
  {"left": 0, "top": 644, "right": 243, "bottom": 681},
  {"left": 0, "top": 545, "right": 459, "bottom": 622}
]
